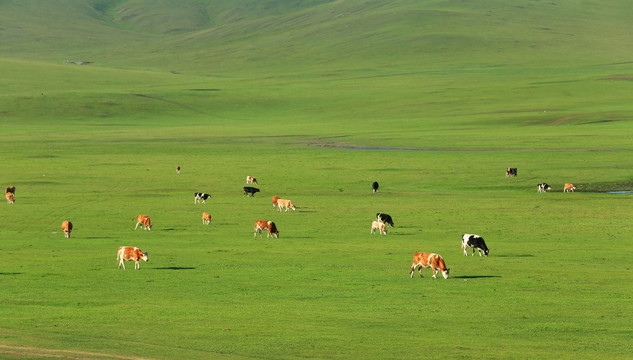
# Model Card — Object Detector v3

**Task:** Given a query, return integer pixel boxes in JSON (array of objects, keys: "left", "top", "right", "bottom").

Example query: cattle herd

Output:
[{"left": 4, "top": 167, "right": 576, "bottom": 274}]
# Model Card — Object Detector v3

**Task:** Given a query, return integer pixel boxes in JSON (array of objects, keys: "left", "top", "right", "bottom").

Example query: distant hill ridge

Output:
[{"left": 0, "top": 0, "right": 631, "bottom": 74}]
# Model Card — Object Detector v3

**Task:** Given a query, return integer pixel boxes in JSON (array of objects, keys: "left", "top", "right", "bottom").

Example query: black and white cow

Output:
[
  {"left": 462, "top": 233, "right": 489, "bottom": 257},
  {"left": 372, "top": 181, "right": 379, "bottom": 193},
  {"left": 376, "top": 213, "right": 394, "bottom": 227},
  {"left": 506, "top": 168, "right": 518, "bottom": 177},
  {"left": 537, "top": 183, "right": 551, "bottom": 193},
  {"left": 194, "top": 192, "right": 212, "bottom": 204},
  {"left": 243, "top": 187, "right": 260, "bottom": 197}
]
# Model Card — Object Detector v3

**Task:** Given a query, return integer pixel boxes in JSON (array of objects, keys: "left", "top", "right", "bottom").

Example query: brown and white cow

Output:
[
  {"left": 564, "top": 183, "right": 576, "bottom": 192},
  {"left": 5, "top": 186, "right": 15, "bottom": 204},
  {"left": 410, "top": 252, "right": 450, "bottom": 279},
  {"left": 277, "top": 199, "right": 296, "bottom": 212},
  {"left": 117, "top": 246, "right": 148, "bottom": 270},
  {"left": 371, "top": 220, "right": 387, "bottom": 235},
  {"left": 246, "top": 176, "right": 258, "bottom": 185},
  {"left": 135, "top": 215, "right": 152, "bottom": 230},
  {"left": 254, "top": 220, "right": 279, "bottom": 238},
  {"left": 202, "top": 212, "right": 211, "bottom": 225},
  {"left": 61, "top": 220, "right": 73, "bottom": 238},
  {"left": 272, "top": 196, "right": 280, "bottom": 208}
]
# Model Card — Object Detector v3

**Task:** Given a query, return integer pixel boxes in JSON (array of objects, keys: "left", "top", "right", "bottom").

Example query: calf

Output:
[
  {"left": 254, "top": 220, "right": 279, "bottom": 238},
  {"left": 370, "top": 220, "right": 387, "bottom": 235},
  {"left": 537, "top": 183, "right": 551, "bottom": 193},
  {"left": 506, "top": 168, "right": 518, "bottom": 177},
  {"left": 244, "top": 187, "right": 260, "bottom": 197},
  {"left": 246, "top": 176, "right": 258, "bottom": 185},
  {"left": 135, "top": 215, "right": 152, "bottom": 231},
  {"left": 376, "top": 213, "right": 394, "bottom": 227},
  {"left": 5, "top": 186, "right": 15, "bottom": 204},
  {"left": 277, "top": 199, "right": 296, "bottom": 212},
  {"left": 372, "top": 181, "right": 379, "bottom": 193},
  {"left": 564, "top": 183, "right": 576, "bottom": 192},
  {"left": 272, "top": 196, "right": 280, "bottom": 208},
  {"left": 462, "top": 233, "right": 489, "bottom": 256},
  {"left": 202, "top": 212, "right": 211, "bottom": 225},
  {"left": 117, "top": 246, "right": 148, "bottom": 270},
  {"left": 194, "top": 192, "right": 212, "bottom": 204},
  {"left": 61, "top": 220, "right": 73, "bottom": 238},
  {"left": 410, "top": 252, "right": 450, "bottom": 279}
]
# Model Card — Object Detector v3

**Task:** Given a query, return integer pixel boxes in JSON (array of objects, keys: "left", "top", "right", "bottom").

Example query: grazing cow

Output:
[
  {"left": 376, "top": 213, "right": 394, "bottom": 227},
  {"left": 194, "top": 192, "right": 212, "bottom": 204},
  {"left": 537, "top": 183, "right": 551, "bottom": 193},
  {"left": 202, "top": 212, "right": 211, "bottom": 225},
  {"left": 272, "top": 196, "right": 280, "bottom": 208},
  {"left": 254, "top": 220, "right": 279, "bottom": 238},
  {"left": 410, "top": 252, "right": 450, "bottom": 279},
  {"left": 564, "top": 183, "right": 576, "bottom": 192},
  {"left": 61, "top": 220, "right": 73, "bottom": 238},
  {"left": 135, "top": 215, "right": 152, "bottom": 231},
  {"left": 244, "top": 187, "right": 260, "bottom": 197},
  {"left": 5, "top": 186, "right": 15, "bottom": 204},
  {"left": 246, "top": 176, "right": 258, "bottom": 185},
  {"left": 506, "top": 168, "right": 518, "bottom": 177},
  {"left": 371, "top": 220, "right": 387, "bottom": 235},
  {"left": 462, "top": 233, "right": 489, "bottom": 257},
  {"left": 177, "top": 166, "right": 180, "bottom": 174},
  {"left": 277, "top": 199, "right": 296, "bottom": 212},
  {"left": 372, "top": 181, "right": 379, "bottom": 193},
  {"left": 117, "top": 246, "right": 148, "bottom": 270}
]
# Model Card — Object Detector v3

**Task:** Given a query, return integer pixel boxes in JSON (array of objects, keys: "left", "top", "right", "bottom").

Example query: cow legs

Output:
[
  {"left": 118, "top": 259, "right": 125, "bottom": 269},
  {"left": 135, "top": 222, "right": 141, "bottom": 230}
]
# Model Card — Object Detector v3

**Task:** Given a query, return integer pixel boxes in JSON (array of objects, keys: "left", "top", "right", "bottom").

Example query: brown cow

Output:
[
  {"left": 564, "top": 183, "right": 576, "bottom": 192},
  {"left": 410, "top": 252, "right": 450, "bottom": 279},
  {"left": 61, "top": 220, "right": 73, "bottom": 238},
  {"left": 5, "top": 186, "right": 15, "bottom": 204},
  {"left": 202, "top": 212, "right": 211, "bottom": 225},
  {"left": 117, "top": 246, "right": 148, "bottom": 270},
  {"left": 135, "top": 215, "right": 152, "bottom": 230},
  {"left": 272, "top": 196, "right": 279, "bottom": 208},
  {"left": 277, "top": 199, "right": 296, "bottom": 212},
  {"left": 254, "top": 220, "right": 279, "bottom": 238}
]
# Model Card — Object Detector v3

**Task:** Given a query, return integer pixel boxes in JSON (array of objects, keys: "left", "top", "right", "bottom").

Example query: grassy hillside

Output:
[{"left": 1, "top": 1, "right": 633, "bottom": 359}]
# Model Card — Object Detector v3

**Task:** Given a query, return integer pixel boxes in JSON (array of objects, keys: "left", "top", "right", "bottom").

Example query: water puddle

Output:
[{"left": 606, "top": 191, "right": 633, "bottom": 194}]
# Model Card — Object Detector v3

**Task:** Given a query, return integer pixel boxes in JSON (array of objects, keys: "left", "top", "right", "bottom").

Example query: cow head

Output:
[
  {"left": 442, "top": 268, "right": 450, "bottom": 279},
  {"left": 141, "top": 252, "right": 149, "bottom": 262},
  {"left": 484, "top": 248, "right": 489, "bottom": 256}
]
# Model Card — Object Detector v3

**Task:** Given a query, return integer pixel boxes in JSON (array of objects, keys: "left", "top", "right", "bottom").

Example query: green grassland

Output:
[{"left": 1, "top": 1, "right": 633, "bottom": 359}]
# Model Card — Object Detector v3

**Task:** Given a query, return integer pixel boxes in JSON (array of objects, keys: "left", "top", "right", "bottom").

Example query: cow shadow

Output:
[
  {"left": 453, "top": 275, "right": 502, "bottom": 279},
  {"left": 154, "top": 267, "right": 196, "bottom": 270}
]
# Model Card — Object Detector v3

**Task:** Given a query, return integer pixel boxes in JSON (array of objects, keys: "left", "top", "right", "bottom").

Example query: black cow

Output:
[
  {"left": 243, "top": 187, "right": 260, "bottom": 197},
  {"left": 372, "top": 181, "right": 379, "bottom": 193},
  {"left": 194, "top": 192, "right": 212, "bottom": 204},
  {"left": 462, "top": 234, "right": 489, "bottom": 257},
  {"left": 376, "top": 213, "right": 394, "bottom": 227},
  {"left": 537, "top": 183, "right": 551, "bottom": 193}
]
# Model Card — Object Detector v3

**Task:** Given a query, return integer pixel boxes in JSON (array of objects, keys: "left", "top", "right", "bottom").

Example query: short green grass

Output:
[{"left": 1, "top": 1, "right": 633, "bottom": 359}]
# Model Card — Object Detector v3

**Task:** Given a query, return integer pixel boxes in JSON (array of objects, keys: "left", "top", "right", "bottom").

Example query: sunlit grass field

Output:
[{"left": 2, "top": 0, "right": 633, "bottom": 359}]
